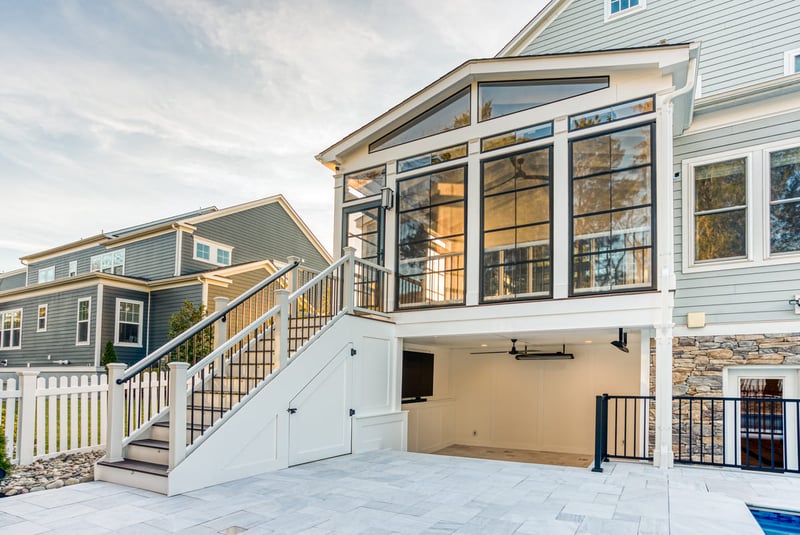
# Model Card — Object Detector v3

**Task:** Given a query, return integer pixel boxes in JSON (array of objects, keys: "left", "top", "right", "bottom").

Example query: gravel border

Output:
[{"left": 0, "top": 450, "right": 104, "bottom": 497}]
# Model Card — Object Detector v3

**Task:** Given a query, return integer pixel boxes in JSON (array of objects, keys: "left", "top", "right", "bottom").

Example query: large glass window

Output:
[
  {"left": 769, "top": 147, "right": 800, "bottom": 254},
  {"left": 115, "top": 299, "right": 143, "bottom": 346},
  {"left": 0, "top": 309, "right": 22, "bottom": 350},
  {"left": 90, "top": 250, "right": 125, "bottom": 275},
  {"left": 397, "top": 166, "right": 466, "bottom": 308},
  {"left": 344, "top": 165, "right": 386, "bottom": 202},
  {"left": 344, "top": 204, "right": 384, "bottom": 265},
  {"left": 482, "top": 146, "right": 552, "bottom": 301},
  {"left": 76, "top": 298, "right": 91, "bottom": 345},
  {"left": 478, "top": 78, "right": 608, "bottom": 121},
  {"left": 693, "top": 158, "right": 748, "bottom": 262},
  {"left": 38, "top": 266, "right": 55, "bottom": 283},
  {"left": 370, "top": 87, "right": 470, "bottom": 152},
  {"left": 571, "top": 123, "right": 654, "bottom": 294}
]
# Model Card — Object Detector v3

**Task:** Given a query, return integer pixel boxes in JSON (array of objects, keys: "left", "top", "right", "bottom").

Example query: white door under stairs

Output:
[{"left": 288, "top": 344, "right": 353, "bottom": 466}]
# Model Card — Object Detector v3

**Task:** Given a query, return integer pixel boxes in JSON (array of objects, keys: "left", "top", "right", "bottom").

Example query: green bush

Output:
[
  {"left": 168, "top": 301, "right": 214, "bottom": 364},
  {"left": 101, "top": 340, "right": 118, "bottom": 367},
  {"left": 0, "top": 429, "right": 11, "bottom": 478}
]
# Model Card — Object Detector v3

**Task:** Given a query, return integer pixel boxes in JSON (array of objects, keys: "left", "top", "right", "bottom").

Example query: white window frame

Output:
[
  {"left": 604, "top": 0, "right": 646, "bottom": 22},
  {"left": 90, "top": 250, "right": 125, "bottom": 275},
  {"left": 68, "top": 260, "right": 78, "bottom": 277},
  {"left": 784, "top": 48, "right": 800, "bottom": 75},
  {"left": 38, "top": 266, "right": 55, "bottom": 283},
  {"left": 193, "top": 237, "right": 233, "bottom": 267},
  {"left": 114, "top": 298, "right": 144, "bottom": 348},
  {"left": 682, "top": 150, "right": 754, "bottom": 273},
  {"left": 76, "top": 297, "right": 91, "bottom": 346},
  {"left": 0, "top": 308, "right": 22, "bottom": 350},
  {"left": 37, "top": 304, "right": 48, "bottom": 333}
]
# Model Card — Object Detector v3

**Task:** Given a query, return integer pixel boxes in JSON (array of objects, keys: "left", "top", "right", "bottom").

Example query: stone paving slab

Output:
[{"left": 0, "top": 450, "right": 797, "bottom": 533}]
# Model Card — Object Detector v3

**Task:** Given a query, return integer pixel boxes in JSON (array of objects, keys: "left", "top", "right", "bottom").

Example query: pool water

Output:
[{"left": 750, "top": 508, "right": 800, "bottom": 535}]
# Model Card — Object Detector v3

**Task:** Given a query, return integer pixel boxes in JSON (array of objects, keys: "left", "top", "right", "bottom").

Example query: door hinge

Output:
[
  {"left": 287, "top": 407, "right": 297, "bottom": 414},
  {"left": 350, "top": 348, "right": 357, "bottom": 356},
  {"left": 349, "top": 408, "right": 356, "bottom": 416}
]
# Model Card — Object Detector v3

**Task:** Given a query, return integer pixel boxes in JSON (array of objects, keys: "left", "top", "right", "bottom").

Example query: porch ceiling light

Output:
[{"left": 611, "top": 328, "right": 629, "bottom": 353}]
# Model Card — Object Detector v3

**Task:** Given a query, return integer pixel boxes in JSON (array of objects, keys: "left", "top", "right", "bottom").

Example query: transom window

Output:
[
  {"left": 0, "top": 309, "right": 22, "bottom": 350},
  {"left": 115, "top": 298, "right": 143, "bottom": 347},
  {"left": 76, "top": 298, "right": 91, "bottom": 345},
  {"left": 90, "top": 250, "right": 125, "bottom": 275},
  {"left": 479, "top": 78, "right": 608, "bottom": 122},
  {"left": 370, "top": 87, "right": 471, "bottom": 152},
  {"left": 344, "top": 165, "right": 386, "bottom": 202},
  {"left": 37, "top": 304, "right": 47, "bottom": 332},
  {"left": 692, "top": 157, "right": 748, "bottom": 262},
  {"left": 38, "top": 266, "right": 55, "bottom": 283},
  {"left": 482, "top": 146, "right": 552, "bottom": 301},
  {"left": 397, "top": 166, "right": 466, "bottom": 308},
  {"left": 193, "top": 238, "right": 232, "bottom": 267},
  {"left": 571, "top": 123, "right": 655, "bottom": 294}
]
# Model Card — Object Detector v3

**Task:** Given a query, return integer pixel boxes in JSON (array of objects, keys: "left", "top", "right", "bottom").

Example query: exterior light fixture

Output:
[{"left": 380, "top": 186, "right": 394, "bottom": 210}]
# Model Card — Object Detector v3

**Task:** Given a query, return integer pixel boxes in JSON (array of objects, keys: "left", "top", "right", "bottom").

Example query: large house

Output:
[
  {"left": 94, "top": 1, "right": 800, "bottom": 495},
  {"left": 0, "top": 195, "right": 330, "bottom": 368}
]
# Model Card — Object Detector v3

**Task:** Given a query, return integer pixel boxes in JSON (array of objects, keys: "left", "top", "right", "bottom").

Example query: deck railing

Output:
[{"left": 594, "top": 393, "right": 800, "bottom": 473}]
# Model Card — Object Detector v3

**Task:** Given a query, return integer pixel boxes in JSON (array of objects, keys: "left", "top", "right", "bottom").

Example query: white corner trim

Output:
[
  {"left": 94, "top": 284, "right": 104, "bottom": 365},
  {"left": 174, "top": 229, "right": 183, "bottom": 277}
]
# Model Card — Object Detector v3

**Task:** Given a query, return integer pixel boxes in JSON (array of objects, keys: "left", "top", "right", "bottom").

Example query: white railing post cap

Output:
[{"left": 167, "top": 361, "right": 190, "bottom": 371}]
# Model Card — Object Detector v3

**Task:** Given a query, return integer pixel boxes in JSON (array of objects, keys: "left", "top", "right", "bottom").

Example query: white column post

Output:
[
  {"left": 287, "top": 256, "right": 301, "bottom": 293},
  {"left": 342, "top": 246, "right": 356, "bottom": 313},
  {"left": 105, "top": 363, "right": 128, "bottom": 463},
  {"left": 275, "top": 289, "right": 290, "bottom": 368},
  {"left": 168, "top": 361, "right": 189, "bottom": 469},
  {"left": 653, "top": 324, "right": 675, "bottom": 468},
  {"left": 15, "top": 370, "right": 39, "bottom": 465},
  {"left": 213, "top": 296, "right": 229, "bottom": 350}
]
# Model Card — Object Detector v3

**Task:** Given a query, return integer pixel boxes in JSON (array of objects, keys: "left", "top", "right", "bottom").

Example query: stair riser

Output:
[
  {"left": 94, "top": 463, "right": 168, "bottom": 495},
  {"left": 126, "top": 444, "right": 169, "bottom": 465}
]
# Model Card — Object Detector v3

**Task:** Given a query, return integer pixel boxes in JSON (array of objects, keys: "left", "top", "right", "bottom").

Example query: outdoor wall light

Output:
[
  {"left": 380, "top": 186, "right": 394, "bottom": 210},
  {"left": 611, "top": 328, "right": 629, "bottom": 353}
]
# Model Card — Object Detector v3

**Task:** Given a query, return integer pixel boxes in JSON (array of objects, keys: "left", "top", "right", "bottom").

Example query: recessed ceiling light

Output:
[
  {"left": 584, "top": 340, "right": 592, "bottom": 344},
  {"left": 480, "top": 343, "right": 488, "bottom": 347}
]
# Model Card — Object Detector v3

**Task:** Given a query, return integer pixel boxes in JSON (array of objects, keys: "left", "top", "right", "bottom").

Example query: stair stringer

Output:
[{"left": 166, "top": 314, "right": 398, "bottom": 496}]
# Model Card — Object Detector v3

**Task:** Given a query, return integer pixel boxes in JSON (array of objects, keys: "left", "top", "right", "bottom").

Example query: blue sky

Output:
[{"left": 0, "top": 0, "right": 546, "bottom": 272}]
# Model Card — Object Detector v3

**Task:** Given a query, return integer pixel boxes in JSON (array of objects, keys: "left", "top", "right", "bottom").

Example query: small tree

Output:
[
  {"left": 101, "top": 340, "right": 118, "bottom": 367},
  {"left": 0, "top": 429, "right": 11, "bottom": 479},
  {"left": 168, "top": 301, "right": 214, "bottom": 364}
]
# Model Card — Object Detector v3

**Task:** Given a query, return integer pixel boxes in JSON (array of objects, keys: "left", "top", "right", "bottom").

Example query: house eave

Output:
[{"left": 694, "top": 73, "right": 800, "bottom": 114}]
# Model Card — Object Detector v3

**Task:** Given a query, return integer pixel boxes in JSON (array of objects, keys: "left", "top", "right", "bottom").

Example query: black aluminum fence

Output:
[{"left": 594, "top": 394, "right": 800, "bottom": 474}]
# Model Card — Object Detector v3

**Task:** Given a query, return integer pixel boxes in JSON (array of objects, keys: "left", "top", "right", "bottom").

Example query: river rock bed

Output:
[{"left": 0, "top": 450, "right": 104, "bottom": 497}]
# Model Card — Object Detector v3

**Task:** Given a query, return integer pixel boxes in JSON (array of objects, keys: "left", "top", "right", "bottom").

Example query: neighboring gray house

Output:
[{"left": 0, "top": 195, "right": 330, "bottom": 367}]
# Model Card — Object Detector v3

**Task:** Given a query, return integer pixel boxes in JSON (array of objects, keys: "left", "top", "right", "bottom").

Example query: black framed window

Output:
[
  {"left": 481, "top": 146, "right": 552, "bottom": 301},
  {"left": 397, "top": 166, "right": 465, "bottom": 308},
  {"left": 344, "top": 165, "right": 386, "bottom": 202},
  {"left": 478, "top": 78, "right": 608, "bottom": 122},
  {"left": 571, "top": 123, "right": 655, "bottom": 294},
  {"left": 344, "top": 203, "right": 384, "bottom": 265}
]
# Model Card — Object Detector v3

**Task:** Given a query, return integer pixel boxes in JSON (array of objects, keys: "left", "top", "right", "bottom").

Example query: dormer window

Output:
[
  {"left": 193, "top": 237, "right": 232, "bottom": 267},
  {"left": 606, "top": 0, "right": 645, "bottom": 21}
]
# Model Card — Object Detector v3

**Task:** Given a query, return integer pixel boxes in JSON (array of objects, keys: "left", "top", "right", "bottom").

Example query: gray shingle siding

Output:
[
  {"left": 101, "top": 287, "right": 150, "bottom": 366},
  {"left": 0, "top": 287, "right": 98, "bottom": 367},
  {"left": 149, "top": 284, "right": 203, "bottom": 353},
  {"left": 520, "top": 0, "right": 799, "bottom": 96},
  {"left": 26, "top": 231, "right": 177, "bottom": 285},
  {"left": 0, "top": 271, "right": 26, "bottom": 291},
  {"left": 673, "top": 109, "right": 800, "bottom": 325},
  {"left": 181, "top": 202, "right": 329, "bottom": 275}
]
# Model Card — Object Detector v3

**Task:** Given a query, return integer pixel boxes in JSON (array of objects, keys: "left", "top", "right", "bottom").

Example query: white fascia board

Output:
[
  {"left": 393, "top": 293, "right": 662, "bottom": 339},
  {"left": 317, "top": 45, "right": 693, "bottom": 166},
  {"left": 0, "top": 273, "right": 148, "bottom": 302}
]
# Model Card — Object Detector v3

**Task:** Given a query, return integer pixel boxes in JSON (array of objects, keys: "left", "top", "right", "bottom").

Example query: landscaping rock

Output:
[{"left": 0, "top": 450, "right": 104, "bottom": 498}]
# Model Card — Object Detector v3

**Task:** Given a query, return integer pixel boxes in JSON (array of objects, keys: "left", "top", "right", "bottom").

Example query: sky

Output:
[{"left": 0, "top": 0, "right": 548, "bottom": 273}]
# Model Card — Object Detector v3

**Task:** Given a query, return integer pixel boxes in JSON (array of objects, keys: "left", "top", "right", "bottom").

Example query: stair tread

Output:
[
  {"left": 130, "top": 438, "right": 169, "bottom": 449},
  {"left": 97, "top": 459, "right": 168, "bottom": 476}
]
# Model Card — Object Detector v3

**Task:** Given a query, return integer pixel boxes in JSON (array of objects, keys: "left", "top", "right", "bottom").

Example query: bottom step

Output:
[{"left": 95, "top": 459, "right": 169, "bottom": 494}]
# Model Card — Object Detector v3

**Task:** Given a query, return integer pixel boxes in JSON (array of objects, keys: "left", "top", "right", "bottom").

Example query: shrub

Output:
[
  {"left": 0, "top": 429, "right": 11, "bottom": 479},
  {"left": 101, "top": 340, "right": 118, "bottom": 367},
  {"left": 167, "top": 301, "right": 214, "bottom": 364}
]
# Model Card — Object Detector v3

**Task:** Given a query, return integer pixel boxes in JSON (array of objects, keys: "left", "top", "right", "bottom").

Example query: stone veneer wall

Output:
[{"left": 648, "top": 333, "right": 800, "bottom": 463}]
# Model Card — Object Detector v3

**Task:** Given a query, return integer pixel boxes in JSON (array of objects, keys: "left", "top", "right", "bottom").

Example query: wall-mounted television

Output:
[{"left": 402, "top": 350, "right": 434, "bottom": 403}]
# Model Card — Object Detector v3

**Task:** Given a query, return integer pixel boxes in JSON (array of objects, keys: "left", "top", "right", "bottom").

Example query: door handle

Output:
[{"left": 287, "top": 407, "right": 297, "bottom": 414}]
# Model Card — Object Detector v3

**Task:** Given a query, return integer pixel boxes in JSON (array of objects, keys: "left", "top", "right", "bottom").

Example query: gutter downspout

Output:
[{"left": 653, "top": 43, "right": 699, "bottom": 470}]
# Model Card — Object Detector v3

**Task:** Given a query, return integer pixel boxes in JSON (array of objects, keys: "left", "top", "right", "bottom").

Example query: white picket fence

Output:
[{"left": 0, "top": 370, "right": 168, "bottom": 466}]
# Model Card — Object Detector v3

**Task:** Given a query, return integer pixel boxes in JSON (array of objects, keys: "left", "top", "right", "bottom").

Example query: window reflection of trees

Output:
[
  {"left": 397, "top": 167, "right": 465, "bottom": 308},
  {"left": 481, "top": 146, "right": 552, "bottom": 301},
  {"left": 693, "top": 158, "right": 747, "bottom": 262},
  {"left": 770, "top": 147, "right": 800, "bottom": 254},
  {"left": 571, "top": 124, "right": 654, "bottom": 293}
]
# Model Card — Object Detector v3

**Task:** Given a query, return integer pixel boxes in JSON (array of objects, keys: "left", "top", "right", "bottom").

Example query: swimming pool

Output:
[{"left": 750, "top": 507, "right": 800, "bottom": 535}]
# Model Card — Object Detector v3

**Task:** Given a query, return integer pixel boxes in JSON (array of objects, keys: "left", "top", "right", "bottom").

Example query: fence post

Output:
[
  {"left": 342, "top": 247, "right": 356, "bottom": 313},
  {"left": 275, "top": 289, "right": 290, "bottom": 368},
  {"left": 214, "top": 296, "right": 229, "bottom": 349},
  {"left": 287, "top": 256, "right": 301, "bottom": 292},
  {"left": 16, "top": 370, "right": 39, "bottom": 465},
  {"left": 105, "top": 363, "right": 128, "bottom": 463},
  {"left": 592, "top": 393, "right": 608, "bottom": 473},
  {"left": 168, "top": 361, "right": 189, "bottom": 469}
]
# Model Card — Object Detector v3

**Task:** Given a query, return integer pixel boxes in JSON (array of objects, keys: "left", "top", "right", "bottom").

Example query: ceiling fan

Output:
[{"left": 470, "top": 339, "right": 574, "bottom": 360}]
